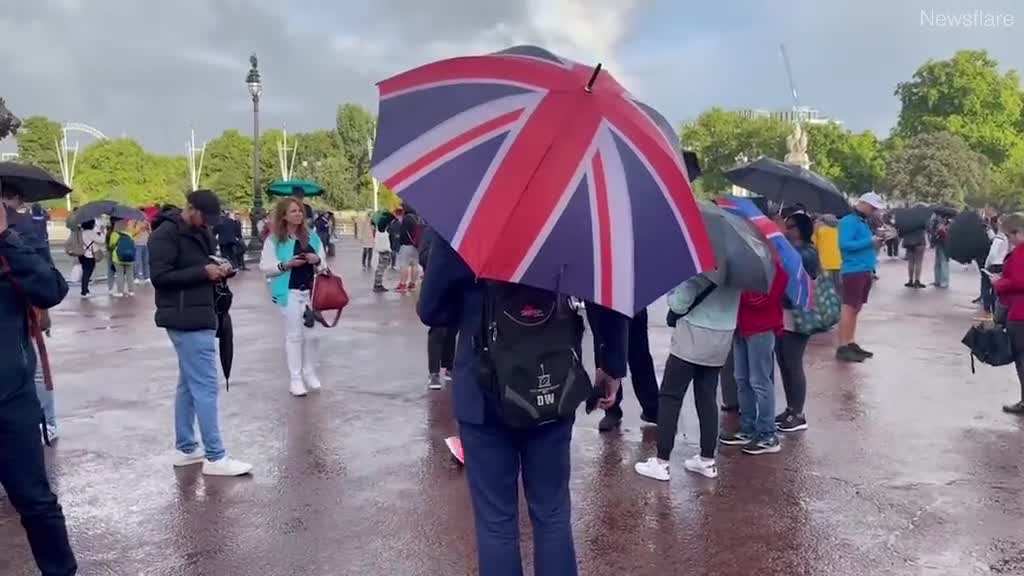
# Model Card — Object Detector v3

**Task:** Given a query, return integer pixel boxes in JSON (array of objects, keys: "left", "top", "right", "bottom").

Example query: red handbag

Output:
[{"left": 310, "top": 269, "right": 349, "bottom": 327}]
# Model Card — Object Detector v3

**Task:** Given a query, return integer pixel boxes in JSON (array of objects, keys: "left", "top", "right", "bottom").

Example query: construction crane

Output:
[{"left": 779, "top": 43, "right": 800, "bottom": 113}]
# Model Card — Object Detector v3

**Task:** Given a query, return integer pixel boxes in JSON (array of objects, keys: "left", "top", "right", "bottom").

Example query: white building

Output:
[{"left": 737, "top": 106, "right": 842, "bottom": 126}]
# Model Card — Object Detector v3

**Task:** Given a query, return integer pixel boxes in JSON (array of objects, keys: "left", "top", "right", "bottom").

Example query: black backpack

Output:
[{"left": 477, "top": 281, "right": 590, "bottom": 428}]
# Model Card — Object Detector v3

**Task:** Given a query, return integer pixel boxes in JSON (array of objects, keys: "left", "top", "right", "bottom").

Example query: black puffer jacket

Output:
[
  {"left": 0, "top": 228, "right": 67, "bottom": 415},
  {"left": 148, "top": 210, "right": 218, "bottom": 331}
]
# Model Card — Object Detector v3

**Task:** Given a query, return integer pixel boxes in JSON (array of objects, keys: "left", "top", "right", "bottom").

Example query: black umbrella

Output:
[
  {"left": 932, "top": 205, "right": 959, "bottom": 218},
  {"left": 892, "top": 205, "right": 932, "bottom": 235},
  {"left": 699, "top": 202, "right": 775, "bottom": 292},
  {"left": 67, "top": 201, "right": 146, "bottom": 227},
  {"left": 0, "top": 162, "right": 72, "bottom": 202},
  {"left": 947, "top": 210, "right": 991, "bottom": 264},
  {"left": 724, "top": 157, "right": 850, "bottom": 216},
  {"left": 214, "top": 281, "right": 234, "bottom": 389}
]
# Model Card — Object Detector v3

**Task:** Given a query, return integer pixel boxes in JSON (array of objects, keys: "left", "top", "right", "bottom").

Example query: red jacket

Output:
[
  {"left": 737, "top": 261, "right": 787, "bottom": 338},
  {"left": 995, "top": 243, "right": 1024, "bottom": 321}
]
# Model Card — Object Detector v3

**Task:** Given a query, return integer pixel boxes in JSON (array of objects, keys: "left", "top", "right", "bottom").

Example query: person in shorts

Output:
[
  {"left": 836, "top": 192, "right": 886, "bottom": 363},
  {"left": 395, "top": 210, "right": 421, "bottom": 292}
]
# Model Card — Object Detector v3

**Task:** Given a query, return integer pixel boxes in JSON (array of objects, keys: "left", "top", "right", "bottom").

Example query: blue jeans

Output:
[
  {"left": 134, "top": 244, "right": 150, "bottom": 280},
  {"left": 933, "top": 246, "right": 949, "bottom": 288},
  {"left": 167, "top": 329, "right": 225, "bottom": 462},
  {"left": 734, "top": 331, "right": 777, "bottom": 440},
  {"left": 34, "top": 365, "right": 55, "bottom": 427},
  {"left": 459, "top": 415, "right": 576, "bottom": 576}
]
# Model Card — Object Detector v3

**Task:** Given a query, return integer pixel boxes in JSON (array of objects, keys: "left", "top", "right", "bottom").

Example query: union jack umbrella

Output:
[
  {"left": 717, "top": 196, "right": 814, "bottom": 309},
  {"left": 370, "top": 45, "right": 714, "bottom": 316}
]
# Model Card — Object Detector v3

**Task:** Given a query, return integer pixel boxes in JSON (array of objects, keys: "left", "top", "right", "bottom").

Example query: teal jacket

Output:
[
  {"left": 838, "top": 212, "right": 877, "bottom": 274},
  {"left": 259, "top": 232, "right": 325, "bottom": 307}
]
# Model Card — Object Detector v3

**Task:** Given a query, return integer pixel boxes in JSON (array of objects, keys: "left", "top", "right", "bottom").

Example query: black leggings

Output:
[
  {"left": 1008, "top": 322, "right": 1024, "bottom": 402},
  {"left": 78, "top": 256, "right": 96, "bottom": 295},
  {"left": 656, "top": 355, "right": 721, "bottom": 460},
  {"left": 776, "top": 331, "right": 810, "bottom": 414},
  {"left": 427, "top": 326, "right": 457, "bottom": 374},
  {"left": 361, "top": 247, "right": 373, "bottom": 268}
]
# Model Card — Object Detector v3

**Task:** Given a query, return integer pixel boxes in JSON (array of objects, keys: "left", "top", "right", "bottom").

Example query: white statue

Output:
[{"left": 785, "top": 123, "right": 810, "bottom": 168}]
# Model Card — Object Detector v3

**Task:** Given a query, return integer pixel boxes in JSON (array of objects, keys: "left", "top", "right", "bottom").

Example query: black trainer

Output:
[
  {"left": 836, "top": 345, "right": 865, "bottom": 363},
  {"left": 719, "top": 431, "right": 754, "bottom": 446},
  {"left": 598, "top": 414, "right": 622, "bottom": 432},
  {"left": 775, "top": 408, "right": 791, "bottom": 424},
  {"left": 640, "top": 412, "right": 658, "bottom": 425},
  {"left": 849, "top": 343, "right": 874, "bottom": 358},
  {"left": 742, "top": 435, "right": 781, "bottom": 455},
  {"left": 777, "top": 413, "right": 808, "bottom": 432}
]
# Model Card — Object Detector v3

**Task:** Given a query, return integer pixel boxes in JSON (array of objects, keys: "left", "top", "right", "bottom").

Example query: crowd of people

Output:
[{"left": 6, "top": 171, "right": 1024, "bottom": 576}]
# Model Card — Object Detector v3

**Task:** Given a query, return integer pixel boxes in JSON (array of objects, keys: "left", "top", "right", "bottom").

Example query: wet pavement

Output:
[{"left": 3, "top": 244, "right": 1023, "bottom": 576}]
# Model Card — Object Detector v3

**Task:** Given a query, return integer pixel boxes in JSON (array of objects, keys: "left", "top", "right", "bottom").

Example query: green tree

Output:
[
  {"left": 203, "top": 129, "right": 253, "bottom": 209},
  {"left": 14, "top": 116, "right": 63, "bottom": 176},
  {"left": 806, "top": 123, "right": 885, "bottom": 196},
  {"left": 0, "top": 97, "right": 19, "bottom": 140},
  {"left": 336, "top": 103, "right": 376, "bottom": 204},
  {"left": 296, "top": 130, "right": 341, "bottom": 164},
  {"left": 679, "top": 108, "right": 790, "bottom": 194},
  {"left": 991, "top": 143, "right": 1024, "bottom": 210},
  {"left": 895, "top": 50, "right": 1023, "bottom": 165},
  {"left": 72, "top": 139, "right": 187, "bottom": 207},
  {"left": 881, "top": 132, "right": 991, "bottom": 207}
]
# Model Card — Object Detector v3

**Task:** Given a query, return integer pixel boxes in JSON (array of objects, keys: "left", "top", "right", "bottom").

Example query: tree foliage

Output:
[
  {"left": 881, "top": 132, "right": 991, "bottom": 207},
  {"left": 895, "top": 50, "right": 1023, "bottom": 165},
  {"left": 806, "top": 124, "right": 886, "bottom": 196},
  {"left": 14, "top": 116, "right": 63, "bottom": 176},
  {"left": 0, "top": 97, "right": 20, "bottom": 140},
  {"left": 679, "top": 108, "right": 790, "bottom": 195},
  {"left": 336, "top": 104, "right": 376, "bottom": 206},
  {"left": 203, "top": 129, "right": 253, "bottom": 209},
  {"left": 73, "top": 139, "right": 187, "bottom": 207}
]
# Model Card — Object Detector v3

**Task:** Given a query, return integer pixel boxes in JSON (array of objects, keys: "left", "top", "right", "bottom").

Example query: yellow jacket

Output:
[{"left": 814, "top": 224, "right": 842, "bottom": 271}]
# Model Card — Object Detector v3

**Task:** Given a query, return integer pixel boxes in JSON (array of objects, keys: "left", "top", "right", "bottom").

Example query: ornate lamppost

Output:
[{"left": 246, "top": 53, "right": 264, "bottom": 253}]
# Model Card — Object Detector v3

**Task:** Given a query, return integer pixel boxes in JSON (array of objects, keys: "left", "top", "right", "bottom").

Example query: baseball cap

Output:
[
  {"left": 187, "top": 189, "right": 222, "bottom": 226},
  {"left": 857, "top": 191, "right": 885, "bottom": 210}
]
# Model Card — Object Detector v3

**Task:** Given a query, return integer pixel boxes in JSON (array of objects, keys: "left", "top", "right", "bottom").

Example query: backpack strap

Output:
[{"left": 679, "top": 283, "right": 717, "bottom": 318}]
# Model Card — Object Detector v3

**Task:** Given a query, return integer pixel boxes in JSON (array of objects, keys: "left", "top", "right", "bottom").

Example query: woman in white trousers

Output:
[{"left": 260, "top": 197, "right": 327, "bottom": 397}]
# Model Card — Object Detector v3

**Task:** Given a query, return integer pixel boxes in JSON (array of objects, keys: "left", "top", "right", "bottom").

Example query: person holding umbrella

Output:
[
  {"left": 149, "top": 189, "right": 252, "bottom": 477},
  {"left": 993, "top": 213, "right": 1024, "bottom": 415},
  {"left": 898, "top": 204, "right": 931, "bottom": 289},
  {"left": 836, "top": 192, "right": 887, "bottom": 362},
  {"left": 0, "top": 199, "right": 79, "bottom": 575}
]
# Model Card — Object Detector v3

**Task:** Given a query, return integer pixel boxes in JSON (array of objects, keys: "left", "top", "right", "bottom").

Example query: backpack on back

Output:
[
  {"left": 477, "top": 281, "right": 590, "bottom": 428},
  {"left": 115, "top": 232, "right": 137, "bottom": 263},
  {"left": 65, "top": 228, "right": 86, "bottom": 257}
]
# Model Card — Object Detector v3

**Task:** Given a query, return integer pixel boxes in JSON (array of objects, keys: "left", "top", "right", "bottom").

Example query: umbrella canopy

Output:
[
  {"left": 892, "top": 205, "right": 933, "bottom": 235},
  {"left": 947, "top": 210, "right": 991, "bottom": 264},
  {"left": 370, "top": 44, "right": 715, "bottom": 316},
  {"left": 699, "top": 202, "right": 775, "bottom": 292},
  {"left": 67, "top": 201, "right": 146, "bottom": 228},
  {"left": 268, "top": 179, "right": 324, "bottom": 197},
  {"left": 724, "top": 157, "right": 849, "bottom": 217},
  {"left": 932, "top": 205, "right": 959, "bottom": 218},
  {"left": 717, "top": 196, "right": 815, "bottom": 308},
  {"left": 0, "top": 162, "right": 72, "bottom": 202}
]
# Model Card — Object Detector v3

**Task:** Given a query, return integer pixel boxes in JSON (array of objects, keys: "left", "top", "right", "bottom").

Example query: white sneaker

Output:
[
  {"left": 684, "top": 455, "right": 719, "bottom": 479},
  {"left": 40, "top": 424, "right": 59, "bottom": 443},
  {"left": 289, "top": 380, "right": 308, "bottom": 397},
  {"left": 127, "top": 290, "right": 135, "bottom": 296},
  {"left": 304, "top": 372, "right": 322, "bottom": 391},
  {"left": 634, "top": 457, "right": 670, "bottom": 481},
  {"left": 173, "top": 447, "right": 205, "bottom": 467},
  {"left": 202, "top": 456, "right": 253, "bottom": 477},
  {"left": 111, "top": 291, "right": 124, "bottom": 298}
]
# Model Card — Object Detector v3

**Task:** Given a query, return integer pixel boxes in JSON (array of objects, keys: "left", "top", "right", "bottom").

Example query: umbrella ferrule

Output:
[{"left": 584, "top": 63, "right": 603, "bottom": 93}]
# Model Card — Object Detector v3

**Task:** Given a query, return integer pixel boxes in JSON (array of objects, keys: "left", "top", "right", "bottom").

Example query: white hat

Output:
[{"left": 857, "top": 191, "right": 885, "bottom": 210}]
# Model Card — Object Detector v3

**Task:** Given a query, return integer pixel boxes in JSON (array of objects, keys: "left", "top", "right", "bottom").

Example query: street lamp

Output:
[{"left": 246, "top": 53, "right": 264, "bottom": 254}]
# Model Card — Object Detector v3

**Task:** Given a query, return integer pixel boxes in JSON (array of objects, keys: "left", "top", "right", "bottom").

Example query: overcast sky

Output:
[{"left": 1, "top": 0, "right": 1022, "bottom": 154}]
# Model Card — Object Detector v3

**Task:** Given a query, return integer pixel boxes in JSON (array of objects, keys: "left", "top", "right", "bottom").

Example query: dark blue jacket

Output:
[
  {"left": 0, "top": 228, "right": 68, "bottom": 421},
  {"left": 418, "top": 237, "right": 628, "bottom": 425}
]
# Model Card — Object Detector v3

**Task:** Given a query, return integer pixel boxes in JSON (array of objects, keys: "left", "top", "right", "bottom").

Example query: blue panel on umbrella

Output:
[
  {"left": 375, "top": 83, "right": 533, "bottom": 163},
  {"left": 519, "top": 176, "right": 595, "bottom": 303},
  {"left": 399, "top": 132, "right": 508, "bottom": 242},
  {"left": 612, "top": 133, "right": 700, "bottom": 310}
]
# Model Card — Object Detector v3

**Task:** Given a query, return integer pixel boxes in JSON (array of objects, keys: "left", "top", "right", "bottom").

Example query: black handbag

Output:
[{"left": 961, "top": 323, "right": 1015, "bottom": 373}]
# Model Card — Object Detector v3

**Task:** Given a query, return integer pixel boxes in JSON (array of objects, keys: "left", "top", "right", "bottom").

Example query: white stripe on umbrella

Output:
[
  {"left": 372, "top": 92, "right": 543, "bottom": 185},
  {"left": 380, "top": 78, "right": 548, "bottom": 101},
  {"left": 597, "top": 126, "right": 635, "bottom": 315},
  {"left": 510, "top": 123, "right": 603, "bottom": 285},
  {"left": 451, "top": 97, "right": 543, "bottom": 252},
  {"left": 606, "top": 122, "right": 708, "bottom": 276}
]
